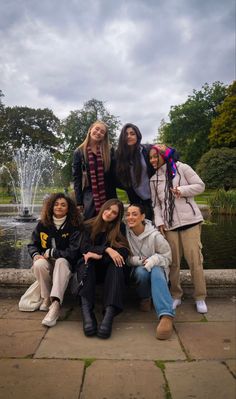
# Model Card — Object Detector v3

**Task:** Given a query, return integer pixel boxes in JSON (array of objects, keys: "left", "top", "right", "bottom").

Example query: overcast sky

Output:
[{"left": 0, "top": 0, "right": 235, "bottom": 142}]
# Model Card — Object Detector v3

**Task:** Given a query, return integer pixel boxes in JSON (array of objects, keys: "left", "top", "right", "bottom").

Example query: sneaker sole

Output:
[
  {"left": 39, "top": 307, "right": 49, "bottom": 312},
  {"left": 42, "top": 318, "right": 58, "bottom": 327}
]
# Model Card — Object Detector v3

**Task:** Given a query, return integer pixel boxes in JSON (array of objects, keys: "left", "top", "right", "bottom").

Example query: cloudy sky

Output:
[{"left": 0, "top": 0, "right": 235, "bottom": 142}]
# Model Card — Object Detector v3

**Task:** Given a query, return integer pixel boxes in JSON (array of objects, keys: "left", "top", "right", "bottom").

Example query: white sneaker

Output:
[
  {"left": 39, "top": 298, "right": 51, "bottom": 311},
  {"left": 42, "top": 301, "right": 60, "bottom": 327},
  {"left": 172, "top": 299, "right": 181, "bottom": 310},
  {"left": 196, "top": 300, "right": 208, "bottom": 314}
]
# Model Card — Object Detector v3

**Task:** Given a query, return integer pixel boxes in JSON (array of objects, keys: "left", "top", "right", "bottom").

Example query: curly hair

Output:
[{"left": 40, "top": 192, "right": 83, "bottom": 228}]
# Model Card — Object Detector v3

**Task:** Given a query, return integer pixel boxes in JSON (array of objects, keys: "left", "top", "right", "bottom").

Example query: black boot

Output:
[
  {"left": 80, "top": 297, "right": 97, "bottom": 337},
  {"left": 97, "top": 305, "right": 116, "bottom": 339}
]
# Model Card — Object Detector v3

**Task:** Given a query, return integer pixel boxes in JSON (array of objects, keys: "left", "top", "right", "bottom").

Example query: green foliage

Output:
[
  {"left": 116, "top": 188, "right": 128, "bottom": 203},
  {"left": 208, "top": 189, "right": 236, "bottom": 214},
  {"left": 196, "top": 147, "right": 236, "bottom": 189},
  {"left": 209, "top": 80, "right": 236, "bottom": 147},
  {"left": 158, "top": 82, "right": 227, "bottom": 168},
  {"left": 0, "top": 106, "right": 61, "bottom": 163},
  {"left": 0, "top": 90, "right": 4, "bottom": 112},
  {"left": 60, "top": 98, "right": 121, "bottom": 183}
]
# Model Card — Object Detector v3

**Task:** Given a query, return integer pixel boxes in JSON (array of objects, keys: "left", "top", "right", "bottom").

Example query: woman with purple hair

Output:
[{"left": 149, "top": 144, "right": 207, "bottom": 314}]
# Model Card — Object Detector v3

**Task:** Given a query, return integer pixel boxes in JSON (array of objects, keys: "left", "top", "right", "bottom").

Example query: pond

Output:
[{"left": 0, "top": 215, "right": 235, "bottom": 269}]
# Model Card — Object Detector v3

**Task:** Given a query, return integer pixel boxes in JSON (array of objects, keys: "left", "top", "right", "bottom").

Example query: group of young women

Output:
[{"left": 24, "top": 120, "right": 207, "bottom": 341}]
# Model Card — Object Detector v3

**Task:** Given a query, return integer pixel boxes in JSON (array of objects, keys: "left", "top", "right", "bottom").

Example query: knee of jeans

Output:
[
  {"left": 134, "top": 267, "right": 149, "bottom": 283},
  {"left": 151, "top": 265, "right": 166, "bottom": 280}
]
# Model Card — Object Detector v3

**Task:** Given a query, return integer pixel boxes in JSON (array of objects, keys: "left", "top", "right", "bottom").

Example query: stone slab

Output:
[
  {"left": 0, "top": 319, "right": 46, "bottom": 357},
  {"left": 0, "top": 359, "right": 84, "bottom": 399},
  {"left": 174, "top": 300, "right": 206, "bottom": 322},
  {"left": 81, "top": 359, "right": 166, "bottom": 399},
  {"left": 35, "top": 321, "right": 186, "bottom": 361},
  {"left": 225, "top": 359, "right": 236, "bottom": 377},
  {"left": 0, "top": 298, "right": 16, "bottom": 317},
  {"left": 165, "top": 360, "right": 236, "bottom": 399},
  {"left": 204, "top": 297, "right": 236, "bottom": 321},
  {"left": 175, "top": 321, "right": 236, "bottom": 360}
]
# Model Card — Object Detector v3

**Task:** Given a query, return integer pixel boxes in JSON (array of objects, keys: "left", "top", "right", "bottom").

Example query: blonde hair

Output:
[{"left": 79, "top": 120, "right": 111, "bottom": 172}]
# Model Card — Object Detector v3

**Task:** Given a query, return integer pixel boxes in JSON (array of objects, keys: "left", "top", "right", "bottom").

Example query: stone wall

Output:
[{"left": 0, "top": 268, "right": 235, "bottom": 297}]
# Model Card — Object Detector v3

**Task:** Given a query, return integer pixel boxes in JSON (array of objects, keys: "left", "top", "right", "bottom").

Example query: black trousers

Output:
[{"left": 79, "top": 251, "right": 128, "bottom": 313}]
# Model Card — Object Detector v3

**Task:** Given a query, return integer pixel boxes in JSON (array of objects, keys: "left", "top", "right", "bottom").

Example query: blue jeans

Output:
[{"left": 133, "top": 266, "right": 175, "bottom": 319}]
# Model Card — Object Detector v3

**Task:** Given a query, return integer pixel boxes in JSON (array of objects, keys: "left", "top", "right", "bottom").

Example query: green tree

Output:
[
  {"left": 158, "top": 82, "right": 227, "bottom": 167},
  {"left": 60, "top": 98, "right": 121, "bottom": 184},
  {"left": 0, "top": 90, "right": 4, "bottom": 112},
  {"left": 196, "top": 147, "right": 236, "bottom": 189},
  {"left": 0, "top": 106, "right": 61, "bottom": 163},
  {"left": 209, "top": 81, "right": 236, "bottom": 148}
]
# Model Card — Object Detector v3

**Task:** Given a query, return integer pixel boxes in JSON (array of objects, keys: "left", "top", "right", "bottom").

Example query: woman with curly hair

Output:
[{"left": 27, "top": 193, "right": 85, "bottom": 327}]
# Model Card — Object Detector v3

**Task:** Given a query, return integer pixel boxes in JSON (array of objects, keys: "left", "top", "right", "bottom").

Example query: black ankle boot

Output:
[
  {"left": 80, "top": 297, "right": 97, "bottom": 337},
  {"left": 97, "top": 306, "right": 116, "bottom": 339}
]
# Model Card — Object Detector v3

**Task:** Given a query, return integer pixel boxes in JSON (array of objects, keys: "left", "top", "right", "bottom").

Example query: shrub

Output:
[
  {"left": 208, "top": 189, "right": 236, "bottom": 214},
  {"left": 196, "top": 147, "right": 236, "bottom": 189}
]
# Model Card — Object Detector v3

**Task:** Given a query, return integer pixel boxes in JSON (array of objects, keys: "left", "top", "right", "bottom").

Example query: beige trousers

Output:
[
  {"left": 165, "top": 224, "right": 207, "bottom": 301},
  {"left": 32, "top": 258, "right": 72, "bottom": 304}
]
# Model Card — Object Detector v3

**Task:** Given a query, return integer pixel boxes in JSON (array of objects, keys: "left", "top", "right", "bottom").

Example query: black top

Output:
[
  {"left": 116, "top": 144, "right": 154, "bottom": 203},
  {"left": 27, "top": 220, "right": 88, "bottom": 270}
]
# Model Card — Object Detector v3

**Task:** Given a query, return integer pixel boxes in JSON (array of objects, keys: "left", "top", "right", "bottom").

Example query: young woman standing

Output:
[
  {"left": 72, "top": 120, "right": 117, "bottom": 220},
  {"left": 149, "top": 145, "right": 207, "bottom": 314},
  {"left": 116, "top": 123, "right": 154, "bottom": 220}
]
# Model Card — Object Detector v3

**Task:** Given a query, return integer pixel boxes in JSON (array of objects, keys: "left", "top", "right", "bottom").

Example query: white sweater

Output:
[{"left": 126, "top": 220, "right": 172, "bottom": 278}]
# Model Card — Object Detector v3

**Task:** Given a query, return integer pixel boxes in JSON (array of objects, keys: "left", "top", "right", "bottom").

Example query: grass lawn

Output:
[{"left": 0, "top": 188, "right": 226, "bottom": 207}]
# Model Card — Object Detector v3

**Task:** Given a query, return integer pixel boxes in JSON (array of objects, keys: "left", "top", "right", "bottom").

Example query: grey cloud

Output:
[{"left": 0, "top": 0, "right": 235, "bottom": 143}]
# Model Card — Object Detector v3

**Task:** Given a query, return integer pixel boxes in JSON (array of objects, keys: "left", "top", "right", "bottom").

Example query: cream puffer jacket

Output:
[{"left": 150, "top": 161, "right": 205, "bottom": 230}]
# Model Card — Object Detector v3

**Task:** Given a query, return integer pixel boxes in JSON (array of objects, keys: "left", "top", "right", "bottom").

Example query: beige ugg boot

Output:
[{"left": 156, "top": 316, "right": 173, "bottom": 340}]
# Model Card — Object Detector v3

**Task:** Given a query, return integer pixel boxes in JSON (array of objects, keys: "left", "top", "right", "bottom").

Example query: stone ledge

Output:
[{"left": 0, "top": 268, "right": 235, "bottom": 297}]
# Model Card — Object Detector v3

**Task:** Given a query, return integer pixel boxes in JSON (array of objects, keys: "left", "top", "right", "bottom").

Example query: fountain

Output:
[{"left": 0, "top": 145, "right": 52, "bottom": 222}]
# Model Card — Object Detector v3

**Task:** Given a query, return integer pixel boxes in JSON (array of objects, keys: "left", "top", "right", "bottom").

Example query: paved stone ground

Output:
[{"left": 0, "top": 295, "right": 235, "bottom": 399}]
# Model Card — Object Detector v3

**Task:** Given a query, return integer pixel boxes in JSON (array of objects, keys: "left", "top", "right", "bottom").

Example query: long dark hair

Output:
[
  {"left": 40, "top": 192, "right": 82, "bottom": 228},
  {"left": 85, "top": 198, "right": 129, "bottom": 249},
  {"left": 150, "top": 146, "right": 181, "bottom": 227},
  {"left": 116, "top": 123, "right": 143, "bottom": 187}
]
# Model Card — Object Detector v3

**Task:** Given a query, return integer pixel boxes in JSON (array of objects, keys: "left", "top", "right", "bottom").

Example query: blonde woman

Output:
[{"left": 72, "top": 121, "right": 117, "bottom": 219}]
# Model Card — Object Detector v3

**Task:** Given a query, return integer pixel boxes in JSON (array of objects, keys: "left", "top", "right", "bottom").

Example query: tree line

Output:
[{"left": 0, "top": 80, "right": 235, "bottom": 189}]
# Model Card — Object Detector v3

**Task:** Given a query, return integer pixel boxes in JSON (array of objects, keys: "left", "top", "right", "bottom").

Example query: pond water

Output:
[{"left": 0, "top": 215, "right": 235, "bottom": 269}]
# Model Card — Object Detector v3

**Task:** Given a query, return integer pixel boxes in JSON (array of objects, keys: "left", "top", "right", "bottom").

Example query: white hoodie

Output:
[{"left": 126, "top": 220, "right": 172, "bottom": 278}]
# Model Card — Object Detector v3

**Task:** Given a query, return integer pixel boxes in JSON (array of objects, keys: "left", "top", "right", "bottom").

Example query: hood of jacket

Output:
[{"left": 126, "top": 219, "right": 158, "bottom": 242}]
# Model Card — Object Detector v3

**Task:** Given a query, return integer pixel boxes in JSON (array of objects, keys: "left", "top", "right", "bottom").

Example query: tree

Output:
[
  {"left": 60, "top": 99, "right": 121, "bottom": 184},
  {"left": 0, "top": 106, "right": 61, "bottom": 163},
  {"left": 196, "top": 148, "right": 236, "bottom": 189},
  {"left": 158, "top": 82, "right": 227, "bottom": 167},
  {"left": 209, "top": 81, "right": 236, "bottom": 148},
  {"left": 0, "top": 90, "right": 4, "bottom": 112}
]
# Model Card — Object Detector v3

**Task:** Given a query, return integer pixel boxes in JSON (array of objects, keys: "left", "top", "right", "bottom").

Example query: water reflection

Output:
[{"left": 0, "top": 215, "right": 235, "bottom": 269}]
